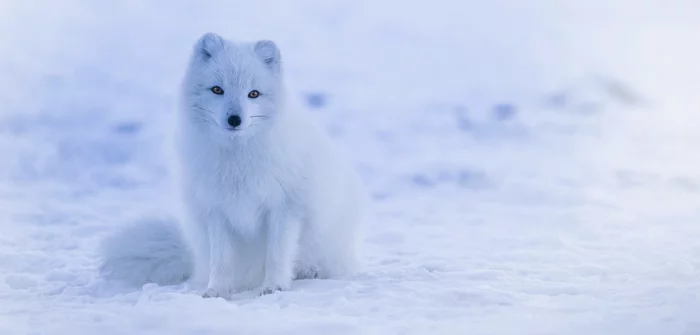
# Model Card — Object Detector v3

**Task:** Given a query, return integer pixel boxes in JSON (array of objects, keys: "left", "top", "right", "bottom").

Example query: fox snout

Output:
[
  {"left": 227, "top": 115, "right": 242, "bottom": 128},
  {"left": 223, "top": 105, "right": 245, "bottom": 130}
]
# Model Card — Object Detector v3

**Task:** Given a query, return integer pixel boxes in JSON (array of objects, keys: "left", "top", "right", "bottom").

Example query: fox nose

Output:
[{"left": 227, "top": 115, "right": 242, "bottom": 128}]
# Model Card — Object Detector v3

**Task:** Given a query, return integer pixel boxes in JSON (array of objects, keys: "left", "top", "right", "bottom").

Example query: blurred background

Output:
[{"left": 0, "top": 1, "right": 699, "bottom": 334}]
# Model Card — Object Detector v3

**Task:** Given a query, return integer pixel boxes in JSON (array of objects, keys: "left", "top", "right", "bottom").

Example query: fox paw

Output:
[
  {"left": 259, "top": 284, "right": 283, "bottom": 296},
  {"left": 294, "top": 267, "right": 319, "bottom": 280},
  {"left": 202, "top": 287, "right": 231, "bottom": 299}
]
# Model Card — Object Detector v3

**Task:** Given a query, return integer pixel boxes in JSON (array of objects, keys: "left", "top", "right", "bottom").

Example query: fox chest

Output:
[{"left": 185, "top": 156, "right": 291, "bottom": 218}]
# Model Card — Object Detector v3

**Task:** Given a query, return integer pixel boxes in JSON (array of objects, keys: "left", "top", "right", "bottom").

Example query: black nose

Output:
[{"left": 227, "top": 115, "right": 242, "bottom": 128}]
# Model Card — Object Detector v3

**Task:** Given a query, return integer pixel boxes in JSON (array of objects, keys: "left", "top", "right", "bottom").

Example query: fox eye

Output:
[
  {"left": 248, "top": 90, "right": 260, "bottom": 99},
  {"left": 211, "top": 86, "right": 224, "bottom": 95}
]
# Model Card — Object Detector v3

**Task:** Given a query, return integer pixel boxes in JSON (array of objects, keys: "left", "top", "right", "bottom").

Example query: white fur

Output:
[
  {"left": 98, "top": 33, "right": 367, "bottom": 297},
  {"left": 99, "top": 217, "right": 193, "bottom": 286}
]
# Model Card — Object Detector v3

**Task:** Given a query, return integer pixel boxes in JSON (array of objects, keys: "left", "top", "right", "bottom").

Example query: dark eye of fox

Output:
[
  {"left": 211, "top": 86, "right": 224, "bottom": 95},
  {"left": 248, "top": 90, "right": 260, "bottom": 99}
]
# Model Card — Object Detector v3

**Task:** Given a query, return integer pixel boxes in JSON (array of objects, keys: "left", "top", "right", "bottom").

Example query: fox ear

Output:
[
  {"left": 195, "top": 33, "right": 224, "bottom": 60},
  {"left": 254, "top": 40, "right": 281, "bottom": 74}
]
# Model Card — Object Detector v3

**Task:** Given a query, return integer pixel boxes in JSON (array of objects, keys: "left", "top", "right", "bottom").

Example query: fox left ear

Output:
[{"left": 254, "top": 40, "right": 281, "bottom": 74}]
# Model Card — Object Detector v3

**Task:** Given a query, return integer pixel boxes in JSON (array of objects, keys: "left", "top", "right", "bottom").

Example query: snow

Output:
[{"left": 1, "top": 0, "right": 699, "bottom": 334}]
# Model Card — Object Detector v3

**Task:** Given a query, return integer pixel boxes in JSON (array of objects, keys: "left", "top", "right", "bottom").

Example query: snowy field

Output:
[{"left": 1, "top": 0, "right": 699, "bottom": 334}]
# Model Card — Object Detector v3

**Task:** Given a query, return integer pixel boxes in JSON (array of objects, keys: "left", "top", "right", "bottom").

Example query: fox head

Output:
[{"left": 181, "top": 33, "right": 284, "bottom": 138}]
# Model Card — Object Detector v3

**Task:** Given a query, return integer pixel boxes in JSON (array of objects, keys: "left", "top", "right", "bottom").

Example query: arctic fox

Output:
[{"left": 99, "top": 33, "right": 367, "bottom": 297}]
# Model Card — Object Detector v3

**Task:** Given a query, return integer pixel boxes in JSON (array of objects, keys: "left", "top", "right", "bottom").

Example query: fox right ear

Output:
[
  {"left": 253, "top": 40, "right": 281, "bottom": 74},
  {"left": 195, "top": 33, "right": 224, "bottom": 60}
]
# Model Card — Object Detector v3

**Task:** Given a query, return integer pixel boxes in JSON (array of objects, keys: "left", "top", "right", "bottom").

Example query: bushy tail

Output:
[{"left": 98, "top": 217, "right": 193, "bottom": 287}]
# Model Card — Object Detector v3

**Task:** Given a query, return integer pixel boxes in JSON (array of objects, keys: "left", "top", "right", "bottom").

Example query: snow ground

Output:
[{"left": 0, "top": 0, "right": 699, "bottom": 334}]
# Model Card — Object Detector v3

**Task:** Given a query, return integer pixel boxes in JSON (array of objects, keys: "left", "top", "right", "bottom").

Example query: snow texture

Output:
[{"left": 1, "top": 0, "right": 699, "bottom": 334}]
